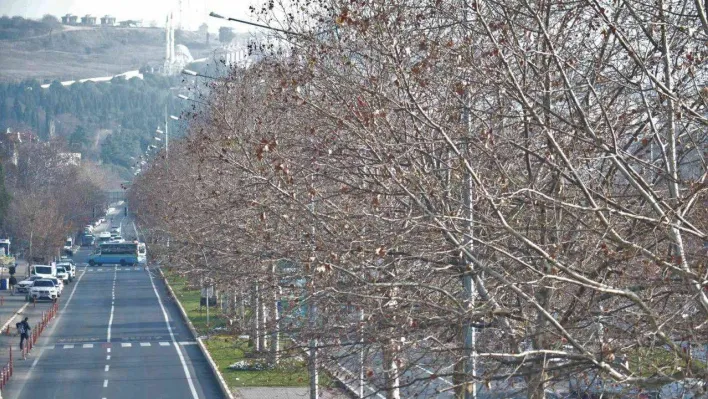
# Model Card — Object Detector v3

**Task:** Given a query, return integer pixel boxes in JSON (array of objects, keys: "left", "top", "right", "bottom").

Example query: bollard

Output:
[
  {"left": 32, "top": 297, "right": 35, "bottom": 308},
  {"left": 1, "top": 296, "right": 4, "bottom": 305}
]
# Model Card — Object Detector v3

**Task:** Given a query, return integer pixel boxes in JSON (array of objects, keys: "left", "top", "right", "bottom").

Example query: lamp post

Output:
[{"left": 209, "top": 12, "right": 301, "bottom": 36}]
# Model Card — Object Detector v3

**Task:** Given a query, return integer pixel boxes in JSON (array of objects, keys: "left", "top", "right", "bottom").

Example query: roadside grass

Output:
[
  {"left": 205, "top": 336, "right": 311, "bottom": 387},
  {"left": 164, "top": 272, "right": 226, "bottom": 334},
  {"left": 163, "top": 270, "right": 312, "bottom": 387}
]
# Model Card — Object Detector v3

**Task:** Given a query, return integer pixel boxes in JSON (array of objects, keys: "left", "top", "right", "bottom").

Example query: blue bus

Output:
[{"left": 88, "top": 242, "right": 139, "bottom": 266}]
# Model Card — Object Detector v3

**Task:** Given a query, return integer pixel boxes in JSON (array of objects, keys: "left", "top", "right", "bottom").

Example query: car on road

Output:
[
  {"left": 16, "top": 276, "right": 43, "bottom": 293},
  {"left": 48, "top": 277, "right": 63, "bottom": 297},
  {"left": 56, "top": 265, "right": 70, "bottom": 284},
  {"left": 97, "top": 232, "right": 112, "bottom": 245},
  {"left": 57, "top": 262, "right": 75, "bottom": 279},
  {"left": 81, "top": 234, "right": 95, "bottom": 247},
  {"left": 28, "top": 279, "right": 58, "bottom": 302},
  {"left": 63, "top": 237, "right": 75, "bottom": 256},
  {"left": 84, "top": 224, "right": 94, "bottom": 233}
]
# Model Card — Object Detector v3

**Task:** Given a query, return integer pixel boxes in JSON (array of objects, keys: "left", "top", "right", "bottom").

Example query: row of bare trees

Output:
[
  {"left": 130, "top": 0, "right": 708, "bottom": 397},
  {"left": 1, "top": 138, "right": 107, "bottom": 261}
]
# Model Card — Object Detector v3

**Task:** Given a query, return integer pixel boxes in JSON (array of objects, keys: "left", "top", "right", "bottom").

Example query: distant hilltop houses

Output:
[{"left": 61, "top": 14, "right": 143, "bottom": 28}]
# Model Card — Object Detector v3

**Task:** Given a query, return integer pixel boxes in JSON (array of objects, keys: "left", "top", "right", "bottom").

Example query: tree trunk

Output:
[{"left": 251, "top": 281, "right": 261, "bottom": 351}]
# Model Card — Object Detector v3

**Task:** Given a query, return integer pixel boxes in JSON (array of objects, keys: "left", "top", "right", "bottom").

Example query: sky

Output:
[{"left": 0, "top": 0, "right": 257, "bottom": 32}]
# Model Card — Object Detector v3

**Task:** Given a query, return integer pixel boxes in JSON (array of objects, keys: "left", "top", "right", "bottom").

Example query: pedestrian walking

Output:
[
  {"left": 16, "top": 317, "right": 30, "bottom": 359},
  {"left": 8, "top": 275, "right": 16, "bottom": 295}
]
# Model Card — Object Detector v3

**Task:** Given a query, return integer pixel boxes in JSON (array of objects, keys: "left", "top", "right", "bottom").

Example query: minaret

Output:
[
  {"left": 178, "top": 0, "right": 183, "bottom": 31},
  {"left": 170, "top": 12, "right": 175, "bottom": 63},
  {"left": 165, "top": 15, "right": 170, "bottom": 62}
]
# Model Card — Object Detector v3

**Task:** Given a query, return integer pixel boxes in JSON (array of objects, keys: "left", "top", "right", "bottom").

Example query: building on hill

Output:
[
  {"left": 100, "top": 15, "right": 116, "bottom": 26},
  {"left": 119, "top": 20, "right": 142, "bottom": 27},
  {"left": 57, "top": 153, "right": 81, "bottom": 167},
  {"left": 2, "top": 129, "right": 37, "bottom": 166},
  {"left": 81, "top": 15, "right": 97, "bottom": 25},
  {"left": 61, "top": 14, "right": 78, "bottom": 25}
]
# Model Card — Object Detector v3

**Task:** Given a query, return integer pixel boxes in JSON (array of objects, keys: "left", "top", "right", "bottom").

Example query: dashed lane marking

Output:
[{"left": 42, "top": 340, "right": 196, "bottom": 349}]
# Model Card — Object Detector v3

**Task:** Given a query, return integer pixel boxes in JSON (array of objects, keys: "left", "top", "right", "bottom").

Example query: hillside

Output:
[{"left": 0, "top": 25, "right": 221, "bottom": 82}]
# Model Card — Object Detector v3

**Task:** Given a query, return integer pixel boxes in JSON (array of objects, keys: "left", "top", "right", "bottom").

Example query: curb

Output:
[{"left": 157, "top": 268, "right": 235, "bottom": 399}]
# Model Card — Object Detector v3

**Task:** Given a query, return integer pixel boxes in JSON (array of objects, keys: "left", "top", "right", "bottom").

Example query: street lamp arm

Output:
[{"left": 209, "top": 11, "right": 301, "bottom": 36}]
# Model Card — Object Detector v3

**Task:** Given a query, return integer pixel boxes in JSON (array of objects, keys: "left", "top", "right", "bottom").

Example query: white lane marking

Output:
[
  {"left": 98, "top": 268, "right": 103, "bottom": 271},
  {"left": 103, "top": 379, "right": 108, "bottom": 387},
  {"left": 107, "top": 348, "right": 111, "bottom": 353},
  {"left": 140, "top": 342, "right": 151, "bottom": 347},
  {"left": 105, "top": 365, "right": 110, "bottom": 372},
  {"left": 63, "top": 344, "right": 74, "bottom": 349},
  {"left": 14, "top": 270, "right": 86, "bottom": 399},
  {"left": 121, "top": 343, "right": 132, "bottom": 347},
  {"left": 179, "top": 341, "right": 198, "bottom": 345},
  {"left": 107, "top": 355, "right": 111, "bottom": 360},
  {"left": 0, "top": 302, "right": 29, "bottom": 332},
  {"left": 107, "top": 267, "right": 117, "bottom": 342},
  {"left": 159, "top": 342, "right": 170, "bottom": 346},
  {"left": 83, "top": 343, "right": 93, "bottom": 348},
  {"left": 148, "top": 268, "right": 199, "bottom": 399}
]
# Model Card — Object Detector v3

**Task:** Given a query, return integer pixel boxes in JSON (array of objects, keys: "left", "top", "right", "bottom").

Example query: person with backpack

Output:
[{"left": 16, "top": 317, "right": 30, "bottom": 359}]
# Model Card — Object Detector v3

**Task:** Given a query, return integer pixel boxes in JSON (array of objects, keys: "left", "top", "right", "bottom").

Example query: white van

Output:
[{"left": 31, "top": 264, "right": 56, "bottom": 279}]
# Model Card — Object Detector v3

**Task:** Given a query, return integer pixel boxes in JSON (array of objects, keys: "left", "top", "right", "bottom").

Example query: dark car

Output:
[{"left": 81, "top": 234, "right": 96, "bottom": 247}]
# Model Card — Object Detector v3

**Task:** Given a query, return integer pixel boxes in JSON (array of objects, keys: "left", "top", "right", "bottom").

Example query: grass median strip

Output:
[{"left": 163, "top": 270, "right": 310, "bottom": 388}]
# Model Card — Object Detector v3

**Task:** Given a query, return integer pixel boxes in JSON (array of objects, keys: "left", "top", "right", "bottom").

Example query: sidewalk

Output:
[{"left": 0, "top": 260, "right": 58, "bottom": 369}]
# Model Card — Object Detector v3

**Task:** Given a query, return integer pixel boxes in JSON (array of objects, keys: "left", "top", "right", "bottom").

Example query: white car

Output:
[
  {"left": 57, "top": 262, "right": 75, "bottom": 280},
  {"left": 16, "top": 276, "right": 43, "bottom": 293},
  {"left": 56, "top": 266, "right": 70, "bottom": 284},
  {"left": 28, "top": 279, "right": 58, "bottom": 302},
  {"left": 48, "top": 277, "right": 63, "bottom": 297}
]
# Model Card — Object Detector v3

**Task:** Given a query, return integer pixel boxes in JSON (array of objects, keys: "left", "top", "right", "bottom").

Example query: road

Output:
[{"left": 2, "top": 207, "right": 225, "bottom": 399}]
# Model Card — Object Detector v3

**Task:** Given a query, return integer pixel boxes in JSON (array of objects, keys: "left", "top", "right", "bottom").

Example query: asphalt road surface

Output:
[{"left": 2, "top": 208, "right": 225, "bottom": 399}]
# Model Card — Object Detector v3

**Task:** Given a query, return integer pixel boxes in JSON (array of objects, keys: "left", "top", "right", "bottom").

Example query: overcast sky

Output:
[{"left": 0, "top": 0, "right": 257, "bottom": 32}]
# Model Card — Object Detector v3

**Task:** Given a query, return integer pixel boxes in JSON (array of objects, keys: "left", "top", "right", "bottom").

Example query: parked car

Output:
[
  {"left": 28, "top": 279, "right": 58, "bottom": 302},
  {"left": 56, "top": 266, "right": 70, "bottom": 284},
  {"left": 16, "top": 276, "right": 43, "bottom": 293},
  {"left": 48, "top": 277, "right": 63, "bottom": 297},
  {"left": 57, "top": 261, "right": 75, "bottom": 279}
]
